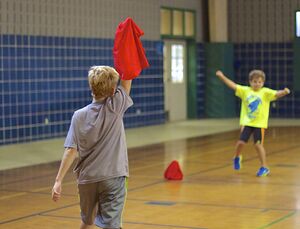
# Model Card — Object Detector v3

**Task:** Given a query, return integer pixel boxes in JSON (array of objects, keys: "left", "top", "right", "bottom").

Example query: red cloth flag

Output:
[
  {"left": 113, "top": 17, "right": 149, "bottom": 80},
  {"left": 164, "top": 160, "right": 183, "bottom": 180}
]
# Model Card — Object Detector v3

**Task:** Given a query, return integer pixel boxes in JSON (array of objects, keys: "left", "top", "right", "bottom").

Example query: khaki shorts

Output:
[{"left": 78, "top": 176, "right": 127, "bottom": 228}]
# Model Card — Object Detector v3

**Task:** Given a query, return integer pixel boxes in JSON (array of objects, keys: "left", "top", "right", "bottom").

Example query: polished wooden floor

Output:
[{"left": 1, "top": 126, "right": 300, "bottom": 229}]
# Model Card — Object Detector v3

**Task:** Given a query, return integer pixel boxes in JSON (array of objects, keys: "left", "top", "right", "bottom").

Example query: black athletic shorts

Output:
[{"left": 239, "top": 126, "right": 265, "bottom": 144}]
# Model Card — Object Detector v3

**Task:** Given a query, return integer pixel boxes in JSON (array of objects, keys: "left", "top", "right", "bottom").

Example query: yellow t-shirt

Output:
[{"left": 235, "top": 85, "right": 277, "bottom": 128}]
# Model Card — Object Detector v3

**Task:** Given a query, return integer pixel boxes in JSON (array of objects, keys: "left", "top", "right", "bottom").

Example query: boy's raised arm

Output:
[
  {"left": 120, "top": 79, "right": 132, "bottom": 95},
  {"left": 216, "top": 70, "right": 237, "bottom": 91}
]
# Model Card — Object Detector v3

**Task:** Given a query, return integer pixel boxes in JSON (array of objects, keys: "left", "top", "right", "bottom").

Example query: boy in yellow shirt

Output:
[{"left": 216, "top": 70, "right": 290, "bottom": 176}]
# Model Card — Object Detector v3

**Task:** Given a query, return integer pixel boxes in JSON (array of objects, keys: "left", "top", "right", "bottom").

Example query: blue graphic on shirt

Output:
[{"left": 246, "top": 95, "right": 262, "bottom": 119}]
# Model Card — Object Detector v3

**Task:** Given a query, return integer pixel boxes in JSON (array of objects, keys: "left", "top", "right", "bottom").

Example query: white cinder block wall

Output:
[{"left": 0, "top": 0, "right": 204, "bottom": 41}]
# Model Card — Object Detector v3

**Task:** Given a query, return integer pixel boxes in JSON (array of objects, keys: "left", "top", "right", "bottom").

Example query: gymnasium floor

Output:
[{"left": 1, "top": 118, "right": 300, "bottom": 228}]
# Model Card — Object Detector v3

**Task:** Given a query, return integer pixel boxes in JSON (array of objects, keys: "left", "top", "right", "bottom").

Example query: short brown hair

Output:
[
  {"left": 248, "top": 69, "right": 265, "bottom": 81},
  {"left": 88, "top": 66, "right": 119, "bottom": 99}
]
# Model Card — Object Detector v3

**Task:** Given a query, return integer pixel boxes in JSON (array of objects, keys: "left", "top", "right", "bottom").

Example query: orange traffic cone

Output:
[{"left": 164, "top": 160, "right": 183, "bottom": 180}]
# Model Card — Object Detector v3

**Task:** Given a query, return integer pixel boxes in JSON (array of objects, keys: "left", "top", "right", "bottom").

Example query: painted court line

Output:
[
  {"left": 0, "top": 181, "right": 75, "bottom": 200},
  {"left": 0, "top": 203, "right": 78, "bottom": 225},
  {"left": 257, "top": 211, "right": 298, "bottom": 229},
  {"left": 127, "top": 197, "right": 296, "bottom": 212},
  {"left": 124, "top": 221, "right": 207, "bottom": 229},
  {"left": 39, "top": 214, "right": 208, "bottom": 229}
]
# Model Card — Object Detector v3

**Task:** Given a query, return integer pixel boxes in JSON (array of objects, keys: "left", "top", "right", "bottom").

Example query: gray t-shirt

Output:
[{"left": 64, "top": 86, "right": 133, "bottom": 184}]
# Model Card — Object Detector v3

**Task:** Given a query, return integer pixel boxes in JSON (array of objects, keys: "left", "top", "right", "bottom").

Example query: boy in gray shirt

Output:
[{"left": 52, "top": 66, "right": 133, "bottom": 229}]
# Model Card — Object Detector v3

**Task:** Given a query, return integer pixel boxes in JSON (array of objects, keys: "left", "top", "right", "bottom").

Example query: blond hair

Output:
[
  {"left": 248, "top": 69, "right": 265, "bottom": 81},
  {"left": 88, "top": 66, "right": 119, "bottom": 99}
]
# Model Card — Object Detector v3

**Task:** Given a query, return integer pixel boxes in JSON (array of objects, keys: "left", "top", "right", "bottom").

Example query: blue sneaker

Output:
[
  {"left": 233, "top": 155, "right": 242, "bottom": 170},
  {"left": 256, "top": 167, "right": 270, "bottom": 177}
]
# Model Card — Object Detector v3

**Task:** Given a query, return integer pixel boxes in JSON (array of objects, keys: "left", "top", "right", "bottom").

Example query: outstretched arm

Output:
[
  {"left": 216, "top": 70, "right": 237, "bottom": 91},
  {"left": 52, "top": 147, "right": 77, "bottom": 202},
  {"left": 276, "top": 88, "right": 290, "bottom": 99},
  {"left": 120, "top": 80, "right": 132, "bottom": 95}
]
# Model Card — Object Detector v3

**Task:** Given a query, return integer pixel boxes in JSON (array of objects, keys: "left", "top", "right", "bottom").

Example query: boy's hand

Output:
[
  {"left": 284, "top": 88, "right": 290, "bottom": 95},
  {"left": 52, "top": 181, "right": 62, "bottom": 202},
  {"left": 216, "top": 70, "right": 224, "bottom": 78}
]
